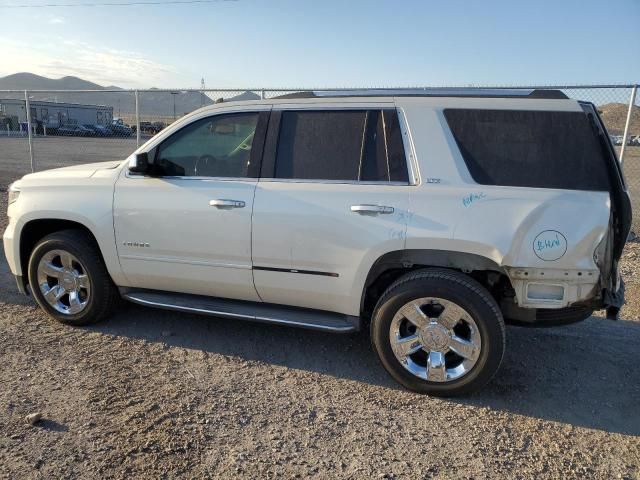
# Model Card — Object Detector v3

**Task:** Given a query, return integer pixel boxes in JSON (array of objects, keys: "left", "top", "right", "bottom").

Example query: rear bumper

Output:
[
  {"left": 603, "top": 275, "right": 625, "bottom": 320},
  {"left": 505, "top": 266, "right": 601, "bottom": 309}
]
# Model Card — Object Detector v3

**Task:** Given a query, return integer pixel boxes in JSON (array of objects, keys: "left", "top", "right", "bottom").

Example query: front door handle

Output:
[
  {"left": 209, "top": 199, "right": 246, "bottom": 209},
  {"left": 350, "top": 204, "right": 394, "bottom": 215}
]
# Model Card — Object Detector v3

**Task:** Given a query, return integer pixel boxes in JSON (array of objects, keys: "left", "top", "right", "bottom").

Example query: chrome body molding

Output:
[
  {"left": 252, "top": 266, "right": 339, "bottom": 277},
  {"left": 118, "top": 255, "right": 252, "bottom": 270}
]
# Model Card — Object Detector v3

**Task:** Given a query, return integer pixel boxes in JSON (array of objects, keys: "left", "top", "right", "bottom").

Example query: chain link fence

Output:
[{"left": 1, "top": 85, "right": 639, "bottom": 229}]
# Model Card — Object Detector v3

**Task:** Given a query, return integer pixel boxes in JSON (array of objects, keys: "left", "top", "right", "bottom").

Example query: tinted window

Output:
[
  {"left": 154, "top": 113, "right": 258, "bottom": 177},
  {"left": 275, "top": 111, "right": 364, "bottom": 180},
  {"left": 273, "top": 110, "right": 408, "bottom": 182},
  {"left": 360, "top": 110, "right": 408, "bottom": 183},
  {"left": 444, "top": 109, "right": 610, "bottom": 191}
]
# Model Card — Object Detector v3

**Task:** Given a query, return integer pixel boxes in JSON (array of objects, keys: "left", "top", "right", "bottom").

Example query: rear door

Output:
[{"left": 251, "top": 104, "right": 412, "bottom": 316}]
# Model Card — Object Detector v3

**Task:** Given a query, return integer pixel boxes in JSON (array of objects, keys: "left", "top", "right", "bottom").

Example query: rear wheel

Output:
[
  {"left": 28, "top": 230, "right": 118, "bottom": 325},
  {"left": 371, "top": 269, "right": 506, "bottom": 396}
]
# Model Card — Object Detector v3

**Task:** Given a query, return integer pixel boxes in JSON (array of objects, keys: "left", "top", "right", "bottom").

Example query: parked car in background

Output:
[
  {"left": 133, "top": 122, "right": 165, "bottom": 136},
  {"left": 57, "top": 124, "right": 93, "bottom": 137},
  {"left": 139, "top": 122, "right": 154, "bottom": 134},
  {"left": 109, "top": 122, "right": 133, "bottom": 138},
  {"left": 83, "top": 124, "right": 112, "bottom": 137},
  {"left": 611, "top": 134, "right": 640, "bottom": 146}
]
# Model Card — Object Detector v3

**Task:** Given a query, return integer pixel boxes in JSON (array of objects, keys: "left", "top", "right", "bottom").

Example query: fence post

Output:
[
  {"left": 24, "top": 90, "right": 35, "bottom": 172},
  {"left": 620, "top": 85, "right": 638, "bottom": 166},
  {"left": 135, "top": 90, "right": 141, "bottom": 147},
  {"left": 261, "top": 89, "right": 265, "bottom": 100}
]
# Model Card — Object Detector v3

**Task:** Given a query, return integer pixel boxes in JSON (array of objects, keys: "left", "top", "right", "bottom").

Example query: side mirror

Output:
[{"left": 128, "top": 152, "right": 149, "bottom": 174}]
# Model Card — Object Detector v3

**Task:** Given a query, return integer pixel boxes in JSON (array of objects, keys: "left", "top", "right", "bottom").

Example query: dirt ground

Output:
[
  {"left": 1, "top": 170, "right": 640, "bottom": 478},
  {"left": 0, "top": 136, "right": 137, "bottom": 190}
]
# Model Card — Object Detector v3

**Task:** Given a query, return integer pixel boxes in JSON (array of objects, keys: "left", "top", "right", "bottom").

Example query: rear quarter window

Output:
[{"left": 444, "top": 108, "right": 611, "bottom": 191}]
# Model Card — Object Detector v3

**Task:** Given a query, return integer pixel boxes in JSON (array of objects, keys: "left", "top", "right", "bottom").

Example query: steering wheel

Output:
[
  {"left": 229, "top": 132, "right": 254, "bottom": 157},
  {"left": 194, "top": 154, "right": 223, "bottom": 177}
]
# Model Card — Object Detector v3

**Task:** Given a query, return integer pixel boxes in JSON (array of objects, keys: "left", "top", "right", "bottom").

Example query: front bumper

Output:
[
  {"left": 13, "top": 274, "right": 28, "bottom": 295},
  {"left": 3, "top": 219, "right": 20, "bottom": 277}
]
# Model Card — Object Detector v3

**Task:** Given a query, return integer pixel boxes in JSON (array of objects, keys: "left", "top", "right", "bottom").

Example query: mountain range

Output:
[
  {"left": 0, "top": 73, "right": 635, "bottom": 133},
  {"left": 0, "top": 73, "right": 260, "bottom": 117}
]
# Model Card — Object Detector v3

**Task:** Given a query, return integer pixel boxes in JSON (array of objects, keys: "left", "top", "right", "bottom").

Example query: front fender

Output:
[{"left": 7, "top": 182, "right": 125, "bottom": 286}]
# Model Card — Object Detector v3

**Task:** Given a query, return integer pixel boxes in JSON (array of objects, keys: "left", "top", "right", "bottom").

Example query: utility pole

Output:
[{"left": 170, "top": 92, "right": 178, "bottom": 121}]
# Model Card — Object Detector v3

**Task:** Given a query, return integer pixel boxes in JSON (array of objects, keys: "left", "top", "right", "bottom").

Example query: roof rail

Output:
[{"left": 274, "top": 88, "right": 568, "bottom": 100}]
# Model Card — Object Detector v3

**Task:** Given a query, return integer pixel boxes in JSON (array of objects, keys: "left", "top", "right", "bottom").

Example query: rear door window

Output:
[
  {"left": 270, "top": 109, "right": 408, "bottom": 182},
  {"left": 275, "top": 110, "right": 363, "bottom": 180},
  {"left": 444, "top": 109, "right": 610, "bottom": 191}
]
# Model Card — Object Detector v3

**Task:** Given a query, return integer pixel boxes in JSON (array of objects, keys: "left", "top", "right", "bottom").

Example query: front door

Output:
[{"left": 114, "top": 110, "right": 269, "bottom": 302}]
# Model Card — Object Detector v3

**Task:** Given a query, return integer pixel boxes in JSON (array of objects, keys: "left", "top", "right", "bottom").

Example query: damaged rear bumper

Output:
[{"left": 603, "top": 274, "right": 625, "bottom": 320}]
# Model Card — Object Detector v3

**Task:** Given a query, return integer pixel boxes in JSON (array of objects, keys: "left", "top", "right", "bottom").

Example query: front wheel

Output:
[
  {"left": 371, "top": 269, "right": 506, "bottom": 396},
  {"left": 28, "top": 230, "right": 118, "bottom": 326}
]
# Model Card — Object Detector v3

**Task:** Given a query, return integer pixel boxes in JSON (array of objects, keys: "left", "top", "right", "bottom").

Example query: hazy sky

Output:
[{"left": 0, "top": 0, "right": 638, "bottom": 89}]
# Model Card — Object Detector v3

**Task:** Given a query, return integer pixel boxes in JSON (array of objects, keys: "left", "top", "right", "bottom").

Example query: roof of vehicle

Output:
[
  {"left": 169, "top": 88, "right": 576, "bottom": 126},
  {"left": 273, "top": 88, "right": 568, "bottom": 100}
]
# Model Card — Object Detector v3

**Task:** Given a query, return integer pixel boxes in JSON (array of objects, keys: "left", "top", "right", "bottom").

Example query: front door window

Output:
[{"left": 154, "top": 113, "right": 259, "bottom": 177}]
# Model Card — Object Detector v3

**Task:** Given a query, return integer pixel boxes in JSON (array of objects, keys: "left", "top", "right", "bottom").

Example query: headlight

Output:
[{"left": 8, "top": 182, "right": 20, "bottom": 204}]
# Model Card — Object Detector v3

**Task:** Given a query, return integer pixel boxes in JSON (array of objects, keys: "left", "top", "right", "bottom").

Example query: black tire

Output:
[
  {"left": 28, "top": 229, "right": 118, "bottom": 326},
  {"left": 371, "top": 268, "right": 506, "bottom": 396}
]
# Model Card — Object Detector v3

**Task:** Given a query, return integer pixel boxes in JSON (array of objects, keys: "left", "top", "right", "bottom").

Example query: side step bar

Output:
[{"left": 121, "top": 289, "right": 361, "bottom": 333}]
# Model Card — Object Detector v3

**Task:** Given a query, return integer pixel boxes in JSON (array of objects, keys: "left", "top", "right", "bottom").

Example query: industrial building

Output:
[{"left": 0, "top": 98, "right": 113, "bottom": 131}]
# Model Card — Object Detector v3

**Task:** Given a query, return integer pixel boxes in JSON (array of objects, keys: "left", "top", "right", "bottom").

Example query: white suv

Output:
[{"left": 3, "top": 89, "right": 631, "bottom": 396}]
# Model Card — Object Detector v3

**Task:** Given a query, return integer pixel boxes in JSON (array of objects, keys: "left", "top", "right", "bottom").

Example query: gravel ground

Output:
[
  {"left": 0, "top": 136, "right": 137, "bottom": 189},
  {"left": 1, "top": 173, "right": 640, "bottom": 478}
]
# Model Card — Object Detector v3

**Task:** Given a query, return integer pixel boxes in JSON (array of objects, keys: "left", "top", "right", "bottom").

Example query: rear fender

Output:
[{"left": 452, "top": 189, "right": 610, "bottom": 308}]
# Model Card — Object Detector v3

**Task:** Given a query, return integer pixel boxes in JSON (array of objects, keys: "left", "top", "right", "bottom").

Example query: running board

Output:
[{"left": 121, "top": 289, "right": 360, "bottom": 333}]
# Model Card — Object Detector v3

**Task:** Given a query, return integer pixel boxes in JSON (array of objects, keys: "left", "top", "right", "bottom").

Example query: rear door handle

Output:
[
  {"left": 209, "top": 199, "right": 246, "bottom": 208},
  {"left": 350, "top": 204, "right": 394, "bottom": 215}
]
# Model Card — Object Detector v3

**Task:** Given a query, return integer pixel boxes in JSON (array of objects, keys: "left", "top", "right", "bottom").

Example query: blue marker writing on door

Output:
[
  {"left": 462, "top": 192, "right": 487, "bottom": 207},
  {"left": 536, "top": 234, "right": 561, "bottom": 252},
  {"left": 533, "top": 230, "right": 567, "bottom": 261}
]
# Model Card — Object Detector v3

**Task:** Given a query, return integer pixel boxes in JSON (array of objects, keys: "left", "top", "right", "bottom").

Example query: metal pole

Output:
[
  {"left": 171, "top": 92, "right": 177, "bottom": 121},
  {"left": 620, "top": 85, "right": 638, "bottom": 166},
  {"left": 261, "top": 89, "right": 265, "bottom": 100},
  {"left": 135, "top": 90, "right": 141, "bottom": 147},
  {"left": 24, "top": 90, "right": 35, "bottom": 172}
]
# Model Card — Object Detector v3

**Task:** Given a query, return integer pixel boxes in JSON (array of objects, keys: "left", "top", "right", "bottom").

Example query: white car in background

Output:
[{"left": 3, "top": 89, "right": 632, "bottom": 396}]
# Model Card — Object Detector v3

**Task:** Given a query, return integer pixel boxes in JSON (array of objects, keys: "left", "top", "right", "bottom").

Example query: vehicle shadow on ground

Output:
[
  {"left": 92, "top": 303, "right": 640, "bottom": 437},
  {"left": 36, "top": 419, "right": 69, "bottom": 433}
]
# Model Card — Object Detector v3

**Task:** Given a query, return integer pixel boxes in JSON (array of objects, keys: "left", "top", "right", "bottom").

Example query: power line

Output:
[{"left": 2, "top": 0, "right": 236, "bottom": 7}]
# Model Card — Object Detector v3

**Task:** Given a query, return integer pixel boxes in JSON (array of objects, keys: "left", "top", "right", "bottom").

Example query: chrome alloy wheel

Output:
[
  {"left": 389, "top": 298, "right": 482, "bottom": 382},
  {"left": 36, "top": 249, "right": 91, "bottom": 315}
]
